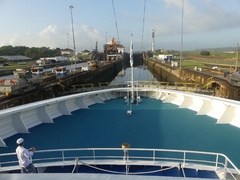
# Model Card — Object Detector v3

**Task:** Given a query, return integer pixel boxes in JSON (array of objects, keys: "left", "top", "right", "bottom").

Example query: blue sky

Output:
[{"left": 0, "top": 0, "right": 240, "bottom": 52}]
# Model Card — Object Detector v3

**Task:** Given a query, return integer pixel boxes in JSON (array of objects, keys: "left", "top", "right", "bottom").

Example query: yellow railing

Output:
[
  {"left": 98, "top": 82, "right": 111, "bottom": 88},
  {"left": 57, "top": 80, "right": 75, "bottom": 91},
  {"left": 71, "top": 83, "right": 94, "bottom": 91},
  {"left": 202, "top": 77, "right": 215, "bottom": 90},
  {"left": 174, "top": 82, "right": 200, "bottom": 91},
  {"left": 58, "top": 80, "right": 207, "bottom": 93}
]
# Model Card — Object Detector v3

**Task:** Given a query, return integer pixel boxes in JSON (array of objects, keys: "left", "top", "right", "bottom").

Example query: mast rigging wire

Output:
[
  {"left": 112, "top": 0, "right": 120, "bottom": 43},
  {"left": 141, "top": 0, "right": 146, "bottom": 52}
]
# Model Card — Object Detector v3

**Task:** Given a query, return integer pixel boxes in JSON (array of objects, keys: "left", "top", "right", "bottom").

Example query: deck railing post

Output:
[
  {"left": 93, "top": 149, "right": 95, "bottom": 163},
  {"left": 224, "top": 158, "right": 228, "bottom": 179},
  {"left": 183, "top": 151, "right": 186, "bottom": 166},
  {"left": 62, "top": 151, "right": 65, "bottom": 164},
  {"left": 153, "top": 150, "right": 155, "bottom": 163},
  {"left": 122, "top": 143, "right": 130, "bottom": 175},
  {"left": 215, "top": 154, "right": 219, "bottom": 170},
  {"left": 122, "top": 149, "right": 129, "bottom": 175}
]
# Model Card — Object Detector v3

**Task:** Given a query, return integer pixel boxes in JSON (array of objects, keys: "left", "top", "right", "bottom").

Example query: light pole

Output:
[
  {"left": 105, "top": 32, "right": 108, "bottom": 44},
  {"left": 151, "top": 29, "right": 155, "bottom": 53},
  {"left": 236, "top": 42, "right": 240, "bottom": 71},
  {"left": 67, "top": 33, "right": 69, "bottom": 48},
  {"left": 105, "top": 32, "right": 108, "bottom": 61},
  {"left": 67, "top": 33, "right": 69, "bottom": 62},
  {"left": 180, "top": 0, "right": 184, "bottom": 69},
  {"left": 69, "top": 5, "right": 76, "bottom": 69}
]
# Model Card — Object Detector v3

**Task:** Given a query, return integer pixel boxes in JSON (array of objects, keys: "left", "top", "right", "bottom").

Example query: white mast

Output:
[
  {"left": 130, "top": 34, "right": 134, "bottom": 106},
  {"left": 127, "top": 33, "right": 134, "bottom": 116},
  {"left": 127, "top": 34, "right": 141, "bottom": 114}
]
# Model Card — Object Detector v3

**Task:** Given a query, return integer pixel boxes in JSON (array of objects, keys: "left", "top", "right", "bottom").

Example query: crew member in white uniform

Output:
[{"left": 16, "top": 138, "right": 36, "bottom": 173}]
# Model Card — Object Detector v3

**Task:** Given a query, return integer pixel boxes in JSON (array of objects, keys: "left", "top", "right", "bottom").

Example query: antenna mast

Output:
[
  {"left": 151, "top": 29, "right": 155, "bottom": 52},
  {"left": 69, "top": 5, "right": 77, "bottom": 69}
]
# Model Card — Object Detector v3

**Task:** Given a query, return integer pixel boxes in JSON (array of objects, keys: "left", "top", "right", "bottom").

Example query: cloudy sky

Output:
[{"left": 0, "top": 0, "right": 240, "bottom": 52}]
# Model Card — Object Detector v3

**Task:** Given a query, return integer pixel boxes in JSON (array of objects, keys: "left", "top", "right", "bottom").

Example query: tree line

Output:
[{"left": 0, "top": 45, "right": 61, "bottom": 60}]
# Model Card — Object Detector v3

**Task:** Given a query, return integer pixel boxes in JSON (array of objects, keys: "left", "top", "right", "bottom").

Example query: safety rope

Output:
[
  {"left": 71, "top": 158, "right": 79, "bottom": 173},
  {"left": 79, "top": 159, "right": 125, "bottom": 174},
  {"left": 180, "top": 163, "right": 186, "bottom": 178},
  {"left": 78, "top": 159, "right": 180, "bottom": 175}
]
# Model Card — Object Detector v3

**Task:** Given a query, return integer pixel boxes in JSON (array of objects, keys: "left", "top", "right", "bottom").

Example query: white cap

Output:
[{"left": 16, "top": 138, "right": 24, "bottom": 144}]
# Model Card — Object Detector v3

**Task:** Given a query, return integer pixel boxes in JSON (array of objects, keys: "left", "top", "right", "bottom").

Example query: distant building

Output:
[
  {"left": 81, "top": 50, "right": 90, "bottom": 55},
  {"left": 117, "top": 45, "right": 125, "bottom": 54},
  {"left": 223, "top": 51, "right": 235, "bottom": 54},
  {"left": 61, "top": 48, "right": 74, "bottom": 56},
  {"left": 0, "top": 55, "right": 32, "bottom": 64},
  {"left": 156, "top": 54, "right": 173, "bottom": 61},
  {"left": 69, "top": 56, "right": 78, "bottom": 62},
  {"left": 40, "top": 56, "right": 68, "bottom": 63}
]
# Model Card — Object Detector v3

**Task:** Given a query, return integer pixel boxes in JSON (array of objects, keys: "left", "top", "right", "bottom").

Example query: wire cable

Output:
[
  {"left": 111, "top": 0, "right": 120, "bottom": 43},
  {"left": 141, "top": 0, "right": 146, "bottom": 52},
  {"left": 180, "top": 163, "right": 186, "bottom": 178},
  {"left": 71, "top": 158, "right": 79, "bottom": 173}
]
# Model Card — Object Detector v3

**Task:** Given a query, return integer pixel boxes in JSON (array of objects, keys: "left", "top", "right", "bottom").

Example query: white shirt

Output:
[{"left": 16, "top": 146, "right": 34, "bottom": 167}]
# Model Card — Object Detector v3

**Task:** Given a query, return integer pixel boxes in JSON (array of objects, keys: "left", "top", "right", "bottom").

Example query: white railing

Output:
[{"left": 0, "top": 148, "right": 239, "bottom": 178}]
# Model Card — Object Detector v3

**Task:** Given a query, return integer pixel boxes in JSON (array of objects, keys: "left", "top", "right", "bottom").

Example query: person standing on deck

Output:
[{"left": 16, "top": 138, "right": 36, "bottom": 173}]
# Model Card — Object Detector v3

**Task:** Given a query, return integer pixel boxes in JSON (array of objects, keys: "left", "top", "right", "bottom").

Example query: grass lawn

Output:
[{"left": 182, "top": 61, "right": 207, "bottom": 69}]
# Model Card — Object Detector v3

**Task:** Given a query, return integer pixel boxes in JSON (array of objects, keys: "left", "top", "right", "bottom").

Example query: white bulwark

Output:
[
  {"left": 0, "top": 87, "right": 240, "bottom": 179},
  {"left": 0, "top": 87, "right": 240, "bottom": 147}
]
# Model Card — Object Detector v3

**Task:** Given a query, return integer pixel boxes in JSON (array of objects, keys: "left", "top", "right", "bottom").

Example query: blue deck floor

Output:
[
  {"left": 10, "top": 164, "right": 219, "bottom": 178},
  {"left": 1, "top": 98, "right": 240, "bottom": 169}
]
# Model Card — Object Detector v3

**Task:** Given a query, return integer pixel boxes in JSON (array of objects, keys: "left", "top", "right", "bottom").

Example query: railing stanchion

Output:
[
  {"left": 93, "top": 149, "right": 95, "bottom": 163},
  {"left": 183, "top": 151, "right": 186, "bottom": 167},
  {"left": 215, "top": 154, "right": 219, "bottom": 170},
  {"left": 153, "top": 150, "right": 155, "bottom": 163},
  {"left": 62, "top": 150, "right": 65, "bottom": 164},
  {"left": 224, "top": 158, "right": 228, "bottom": 179},
  {"left": 122, "top": 143, "right": 130, "bottom": 175}
]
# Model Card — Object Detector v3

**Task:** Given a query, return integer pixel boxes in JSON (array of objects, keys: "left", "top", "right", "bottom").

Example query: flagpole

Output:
[
  {"left": 130, "top": 34, "right": 134, "bottom": 106},
  {"left": 127, "top": 33, "right": 134, "bottom": 115}
]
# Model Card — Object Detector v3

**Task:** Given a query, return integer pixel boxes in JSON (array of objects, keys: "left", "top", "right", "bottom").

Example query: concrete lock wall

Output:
[{"left": 143, "top": 56, "right": 240, "bottom": 100}]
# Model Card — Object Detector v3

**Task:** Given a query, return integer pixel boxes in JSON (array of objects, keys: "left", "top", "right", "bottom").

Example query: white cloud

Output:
[
  {"left": 80, "top": 25, "right": 105, "bottom": 50},
  {"left": 1, "top": 0, "right": 240, "bottom": 52},
  {"left": 154, "top": 0, "right": 240, "bottom": 35},
  {"left": 39, "top": 25, "right": 58, "bottom": 35},
  {"left": 0, "top": 24, "right": 106, "bottom": 52}
]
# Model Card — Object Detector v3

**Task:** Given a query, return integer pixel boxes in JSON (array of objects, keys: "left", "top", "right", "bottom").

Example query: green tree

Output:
[
  {"left": 25, "top": 47, "right": 39, "bottom": 60},
  {"left": 14, "top": 46, "right": 28, "bottom": 55},
  {"left": 0, "top": 46, "right": 61, "bottom": 59},
  {"left": 200, "top": 50, "right": 210, "bottom": 56},
  {"left": 0, "top": 45, "right": 15, "bottom": 55},
  {"left": 0, "top": 45, "right": 29, "bottom": 55}
]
